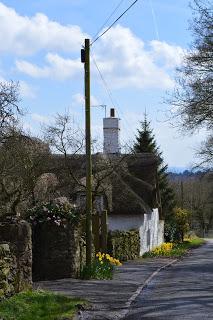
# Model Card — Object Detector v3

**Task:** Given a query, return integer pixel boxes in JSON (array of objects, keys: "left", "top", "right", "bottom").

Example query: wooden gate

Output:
[{"left": 92, "top": 210, "right": 108, "bottom": 253}]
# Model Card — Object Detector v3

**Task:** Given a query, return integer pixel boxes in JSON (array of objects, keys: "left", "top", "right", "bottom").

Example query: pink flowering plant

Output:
[{"left": 26, "top": 200, "right": 79, "bottom": 226}]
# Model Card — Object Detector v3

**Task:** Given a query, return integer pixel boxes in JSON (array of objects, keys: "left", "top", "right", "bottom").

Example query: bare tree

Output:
[
  {"left": 0, "top": 81, "right": 22, "bottom": 140},
  {"left": 43, "top": 112, "right": 127, "bottom": 208},
  {"left": 44, "top": 112, "right": 85, "bottom": 189},
  {"left": 169, "top": 0, "right": 213, "bottom": 166},
  {"left": 196, "top": 135, "right": 213, "bottom": 167},
  {"left": 0, "top": 81, "right": 51, "bottom": 216},
  {"left": 0, "top": 133, "right": 50, "bottom": 216}
]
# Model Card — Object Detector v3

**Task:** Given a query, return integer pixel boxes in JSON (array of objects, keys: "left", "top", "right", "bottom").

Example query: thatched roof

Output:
[
  {"left": 48, "top": 152, "right": 158, "bottom": 216},
  {"left": 110, "top": 171, "right": 151, "bottom": 215}
]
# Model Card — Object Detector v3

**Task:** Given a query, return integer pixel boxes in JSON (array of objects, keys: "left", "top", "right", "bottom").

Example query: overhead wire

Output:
[
  {"left": 91, "top": 54, "right": 116, "bottom": 109},
  {"left": 88, "top": 0, "right": 142, "bottom": 147},
  {"left": 148, "top": 0, "right": 160, "bottom": 40},
  {"left": 91, "top": 52, "right": 136, "bottom": 140},
  {"left": 90, "top": 0, "right": 140, "bottom": 46},
  {"left": 91, "top": 0, "right": 126, "bottom": 43}
]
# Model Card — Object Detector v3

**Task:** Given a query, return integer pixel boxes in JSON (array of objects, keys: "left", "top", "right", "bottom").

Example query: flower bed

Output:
[{"left": 81, "top": 252, "right": 122, "bottom": 280}]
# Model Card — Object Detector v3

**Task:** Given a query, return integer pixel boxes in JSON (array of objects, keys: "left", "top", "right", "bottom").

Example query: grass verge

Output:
[
  {"left": 0, "top": 290, "right": 86, "bottom": 320},
  {"left": 143, "top": 238, "right": 206, "bottom": 258}
]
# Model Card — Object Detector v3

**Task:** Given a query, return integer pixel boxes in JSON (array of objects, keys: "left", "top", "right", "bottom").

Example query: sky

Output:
[{"left": 0, "top": 0, "right": 206, "bottom": 169}]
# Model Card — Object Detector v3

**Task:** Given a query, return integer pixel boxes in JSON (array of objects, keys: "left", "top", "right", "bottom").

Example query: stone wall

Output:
[
  {"left": 0, "top": 219, "right": 32, "bottom": 298},
  {"left": 108, "top": 209, "right": 164, "bottom": 255},
  {"left": 32, "top": 222, "right": 85, "bottom": 281},
  {"left": 108, "top": 229, "right": 140, "bottom": 261},
  {"left": 0, "top": 244, "right": 15, "bottom": 299}
]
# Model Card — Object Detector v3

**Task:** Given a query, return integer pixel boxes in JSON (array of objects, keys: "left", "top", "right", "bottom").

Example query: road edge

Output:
[{"left": 117, "top": 258, "right": 178, "bottom": 319}]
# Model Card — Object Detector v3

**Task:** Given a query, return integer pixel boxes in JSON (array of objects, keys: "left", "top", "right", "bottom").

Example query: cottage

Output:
[
  {"left": 103, "top": 109, "right": 164, "bottom": 254},
  {"left": 73, "top": 109, "right": 164, "bottom": 255}
]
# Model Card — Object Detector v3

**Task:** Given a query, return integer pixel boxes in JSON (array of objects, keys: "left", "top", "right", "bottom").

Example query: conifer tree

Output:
[
  {"left": 133, "top": 114, "right": 175, "bottom": 219},
  {"left": 133, "top": 114, "right": 157, "bottom": 153}
]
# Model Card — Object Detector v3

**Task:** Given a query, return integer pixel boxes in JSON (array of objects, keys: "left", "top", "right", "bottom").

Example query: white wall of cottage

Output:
[{"left": 108, "top": 209, "right": 164, "bottom": 255}]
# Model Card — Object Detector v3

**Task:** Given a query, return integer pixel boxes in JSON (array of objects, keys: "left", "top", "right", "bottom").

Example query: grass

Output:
[
  {"left": 143, "top": 238, "right": 206, "bottom": 258},
  {"left": 0, "top": 290, "right": 86, "bottom": 320}
]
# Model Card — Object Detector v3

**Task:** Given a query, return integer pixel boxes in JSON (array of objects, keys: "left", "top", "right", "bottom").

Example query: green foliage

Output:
[
  {"left": 0, "top": 244, "right": 14, "bottom": 300},
  {"left": 26, "top": 200, "right": 79, "bottom": 227},
  {"left": 108, "top": 230, "right": 140, "bottom": 261},
  {"left": 143, "top": 242, "right": 173, "bottom": 257},
  {"left": 80, "top": 253, "right": 122, "bottom": 280},
  {"left": 174, "top": 207, "right": 191, "bottom": 242},
  {"left": 165, "top": 207, "right": 191, "bottom": 242},
  {"left": 133, "top": 115, "right": 157, "bottom": 153},
  {"left": 143, "top": 238, "right": 205, "bottom": 258},
  {"left": 0, "top": 290, "right": 86, "bottom": 320}
]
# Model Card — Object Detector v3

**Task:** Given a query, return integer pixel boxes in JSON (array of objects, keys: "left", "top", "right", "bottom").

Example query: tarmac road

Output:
[{"left": 124, "top": 240, "right": 213, "bottom": 320}]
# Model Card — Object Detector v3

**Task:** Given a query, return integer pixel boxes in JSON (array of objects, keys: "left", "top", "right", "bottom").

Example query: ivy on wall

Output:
[{"left": 108, "top": 229, "right": 140, "bottom": 261}]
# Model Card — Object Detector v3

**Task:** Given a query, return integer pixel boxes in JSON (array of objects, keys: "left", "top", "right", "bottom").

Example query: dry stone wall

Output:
[
  {"left": 0, "top": 244, "right": 15, "bottom": 299},
  {"left": 32, "top": 221, "right": 85, "bottom": 281},
  {"left": 0, "top": 219, "right": 32, "bottom": 299}
]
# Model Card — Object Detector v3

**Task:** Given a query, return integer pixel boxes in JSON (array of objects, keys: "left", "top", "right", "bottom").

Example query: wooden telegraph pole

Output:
[{"left": 81, "top": 39, "right": 93, "bottom": 267}]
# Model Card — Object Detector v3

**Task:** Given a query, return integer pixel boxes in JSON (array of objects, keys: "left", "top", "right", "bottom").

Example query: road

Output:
[{"left": 124, "top": 240, "right": 213, "bottom": 319}]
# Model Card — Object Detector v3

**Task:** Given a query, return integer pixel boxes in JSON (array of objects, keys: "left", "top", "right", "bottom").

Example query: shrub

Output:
[
  {"left": 165, "top": 207, "right": 191, "bottom": 242},
  {"left": 174, "top": 207, "right": 191, "bottom": 242},
  {"left": 81, "top": 252, "right": 122, "bottom": 280},
  {"left": 26, "top": 199, "right": 79, "bottom": 227}
]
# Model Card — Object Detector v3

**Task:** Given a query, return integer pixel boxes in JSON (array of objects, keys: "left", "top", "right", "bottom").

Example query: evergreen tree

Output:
[
  {"left": 133, "top": 114, "right": 176, "bottom": 219},
  {"left": 133, "top": 115, "right": 157, "bottom": 153}
]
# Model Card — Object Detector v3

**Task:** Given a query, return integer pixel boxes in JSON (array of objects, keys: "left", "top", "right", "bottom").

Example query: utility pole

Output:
[{"left": 81, "top": 39, "right": 93, "bottom": 266}]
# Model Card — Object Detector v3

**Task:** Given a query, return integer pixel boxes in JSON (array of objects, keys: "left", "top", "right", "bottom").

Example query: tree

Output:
[
  {"left": 0, "top": 132, "right": 50, "bottom": 216},
  {"left": 133, "top": 114, "right": 176, "bottom": 219},
  {"left": 170, "top": 0, "right": 213, "bottom": 166},
  {"left": 133, "top": 115, "right": 157, "bottom": 153},
  {"left": 169, "top": 171, "right": 213, "bottom": 237},
  {"left": 0, "top": 81, "right": 22, "bottom": 140},
  {"left": 43, "top": 112, "right": 126, "bottom": 206},
  {"left": 0, "top": 81, "right": 50, "bottom": 216}
]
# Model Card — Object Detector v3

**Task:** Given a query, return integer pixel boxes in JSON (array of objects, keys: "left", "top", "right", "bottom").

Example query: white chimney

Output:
[{"left": 103, "top": 108, "right": 120, "bottom": 154}]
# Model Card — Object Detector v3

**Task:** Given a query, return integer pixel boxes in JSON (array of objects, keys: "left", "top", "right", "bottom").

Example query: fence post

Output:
[{"left": 101, "top": 210, "right": 108, "bottom": 252}]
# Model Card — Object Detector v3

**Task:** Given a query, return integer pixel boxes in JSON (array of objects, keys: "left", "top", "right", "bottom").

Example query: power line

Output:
[
  {"left": 91, "top": 53, "right": 116, "bottom": 108},
  {"left": 91, "top": 0, "right": 140, "bottom": 46},
  {"left": 92, "top": 0, "right": 126, "bottom": 43},
  {"left": 91, "top": 53, "right": 136, "bottom": 138},
  {"left": 148, "top": 0, "right": 160, "bottom": 40}
]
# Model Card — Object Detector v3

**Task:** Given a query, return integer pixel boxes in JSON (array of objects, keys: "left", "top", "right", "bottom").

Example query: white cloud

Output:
[
  {"left": 92, "top": 25, "right": 184, "bottom": 90},
  {"left": 31, "top": 113, "right": 51, "bottom": 124},
  {"left": 5, "top": 4, "right": 185, "bottom": 90},
  {"left": 16, "top": 53, "right": 83, "bottom": 80},
  {"left": 19, "top": 81, "right": 36, "bottom": 98},
  {"left": 0, "top": 2, "right": 87, "bottom": 55},
  {"left": 150, "top": 40, "right": 185, "bottom": 68},
  {"left": 72, "top": 93, "right": 85, "bottom": 105},
  {"left": 72, "top": 93, "right": 99, "bottom": 106}
]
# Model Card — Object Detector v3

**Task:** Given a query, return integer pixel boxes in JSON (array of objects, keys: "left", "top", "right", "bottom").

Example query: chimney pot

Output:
[{"left": 110, "top": 108, "right": 115, "bottom": 118}]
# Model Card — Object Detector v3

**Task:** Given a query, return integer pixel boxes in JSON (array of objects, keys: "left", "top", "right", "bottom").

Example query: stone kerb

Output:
[{"left": 0, "top": 219, "right": 32, "bottom": 294}]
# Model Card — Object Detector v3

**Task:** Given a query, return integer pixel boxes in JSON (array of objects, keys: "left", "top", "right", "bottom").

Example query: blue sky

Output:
[{"left": 0, "top": 0, "right": 206, "bottom": 168}]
